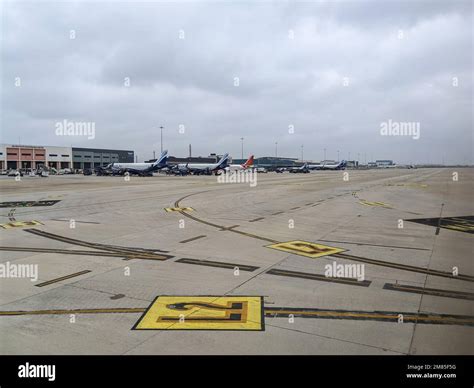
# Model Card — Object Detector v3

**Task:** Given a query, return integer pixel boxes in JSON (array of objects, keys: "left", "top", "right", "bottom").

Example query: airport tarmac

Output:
[{"left": 0, "top": 168, "right": 473, "bottom": 354}]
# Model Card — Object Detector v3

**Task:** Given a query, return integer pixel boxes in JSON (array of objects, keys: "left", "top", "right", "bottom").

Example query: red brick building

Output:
[{"left": 4, "top": 145, "right": 46, "bottom": 170}]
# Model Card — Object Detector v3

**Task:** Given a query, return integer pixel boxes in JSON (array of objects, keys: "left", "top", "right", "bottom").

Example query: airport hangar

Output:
[{"left": 0, "top": 144, "right": 134, "bottom": 171}]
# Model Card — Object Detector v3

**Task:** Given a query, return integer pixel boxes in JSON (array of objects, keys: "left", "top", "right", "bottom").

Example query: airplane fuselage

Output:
[
  {"left": 112, "top": 163, "right": 154, "bottom": 171},
  {"left": 307, "top": 161, "right": 346, "bottom": 170},
  {"left": 179, "top": 163, "right": 221, "bottom": 171}
]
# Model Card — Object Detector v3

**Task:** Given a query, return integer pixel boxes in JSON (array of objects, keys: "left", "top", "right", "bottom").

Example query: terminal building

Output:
[
  {"left": 252, "top": 156, "right": 302, "bottom": 170},
  {"left": 0, "top": 144, "right": 134, "bottom": 171},
  {"left": 71, "top": 147, "right": 134, "bottom": 170},
  {"left": 375, "top": 160, "right": 395, "bottom": 167}
]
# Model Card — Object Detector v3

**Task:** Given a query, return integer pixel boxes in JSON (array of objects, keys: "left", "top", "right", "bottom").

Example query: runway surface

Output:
[{"left": 0, "top": 168, "right": 473, "bottom": 354}]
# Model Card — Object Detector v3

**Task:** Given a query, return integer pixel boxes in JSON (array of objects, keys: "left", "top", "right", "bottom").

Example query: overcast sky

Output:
[{"left": 1, "top": 0, "right": 472, "bottom": 164}]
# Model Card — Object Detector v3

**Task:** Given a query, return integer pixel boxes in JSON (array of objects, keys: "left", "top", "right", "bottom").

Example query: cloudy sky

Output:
[{"left": 1, "top": 0, "right": 472, "bottom": 164}]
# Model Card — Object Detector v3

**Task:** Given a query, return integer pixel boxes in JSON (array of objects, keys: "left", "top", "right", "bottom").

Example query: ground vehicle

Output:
[
  {"left": 7, "top": 170, "right": 23, "bottom": 177},
  {"left": 35, "top": 166, "right": 49, "bottom": 177},
  {"left": 83, "top": 168, "right": 93, "bottom": 176},
  {"left": 165, "top": 167, "right": 189, "bottom": 176},
  {"left": 256, "top": 167, "right": 268, "bottom": 173},
  {"left": 57, "top": 168, "right": 73, "bottom": 175},
  {"left": 289, "top": 168, "right": 309, "bottom": 173}
]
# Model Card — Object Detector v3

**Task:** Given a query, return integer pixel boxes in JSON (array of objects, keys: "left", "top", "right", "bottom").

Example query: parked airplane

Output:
[
  {"left": 307, "top": 160, "right": 347, "bottom": 170},
  {"left": 176, "top": 153, "right": 229, "bottom": 175},
  {"left": 289, "top": 163, "right": 310, "bottom": 173},
  {"left": 225, "top": 155, "right": 254, "bottom": 172},
  {"left": 105, "top": 150, "right": 169, "bottom": 176},
  {"left": 379, "top": 164, "right": 415, "bottom": 169}
]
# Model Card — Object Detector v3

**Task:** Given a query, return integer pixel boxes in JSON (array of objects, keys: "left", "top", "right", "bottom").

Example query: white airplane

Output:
[
  {"left": 225, "top": 155, "right": 254, "bottom": 172},
  {"left": 106, "top": 150, "right": 168, "bottom": 176},
  {"left": 289, "top": 163, "right": 310, "bottom": 173},
  {"left": 176, "top": 153, "right": 229, "bottom": 175},
  {"left": 379, "top": 164, "right": 414, "bottom": 169},
  {"left": 307, "top": 160, "right": 347, "bottom": 170}
]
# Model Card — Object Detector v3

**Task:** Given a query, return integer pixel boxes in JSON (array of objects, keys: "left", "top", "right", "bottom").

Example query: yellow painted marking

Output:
[
  {"left": 134, "top": 296, "right": 263, "bottom": 330},
  {"left": 442, "top": 218, "right": 474, "bottom": 233},
  {"left": 264, "top": 309, "right": 474, "bottom": 325},
  {"left": 444, "top": 225, "right": 474, "bottom": 232},
  {"left": 0, "top": 308, "right": 146, "bottom": 316},
  {"left": 385, "top": 183, "right": 427, "bottom": 188},
  {"left": 0, "top": 220, "right": 43, "bottom": 229},
  {"left": 164, "top": 207, "right": 194, "bottom": 212},
  {"left": 1, "top": 306, "right": 471, "bottom": 326},
  {"left": 359, "top": 200, "right": 392, "bottom": 208},
  {"left": 35, "top": 270, "right": 91, "bottom": 287},
  {"left": 266, "top": 240, "right": 345, "bottom": 258}
]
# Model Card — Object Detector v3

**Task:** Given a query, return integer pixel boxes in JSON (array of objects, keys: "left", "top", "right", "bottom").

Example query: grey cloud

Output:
[{"left": 1, "top": 1, "right": 472, "bottom": 164}]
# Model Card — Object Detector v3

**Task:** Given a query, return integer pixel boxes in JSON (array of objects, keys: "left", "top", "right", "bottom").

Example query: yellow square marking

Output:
[
  {"left": 164, "top": 207, "right": 194, "bottom": 212},
  {"left": 0, "top": 220, "right": 43, "bottom": 229},
  {"left": 266, "top": 240, "right": 345, "bottom": 258},
  {"left": 134, "top": 296, "right": 263, "bottom": 331}
]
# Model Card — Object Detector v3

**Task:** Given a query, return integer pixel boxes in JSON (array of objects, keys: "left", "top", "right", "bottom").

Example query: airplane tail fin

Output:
[
  {"left": 153, "top": 150, "right": 168, "bottom": 167},
  {"left": 243, "top": 155, "right": 254, "bottom": 168},
  {"left": 217, "top": 153, "right": 229, "bottom": 168}
]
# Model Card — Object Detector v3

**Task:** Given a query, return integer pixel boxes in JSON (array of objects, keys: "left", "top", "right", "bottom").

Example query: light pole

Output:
[
  {"left": 324, "top": 148, "right": 326, "bottom": 161},
  {"left": 301, "top": 145, "right": 304, "bottom": 161},
  {"left": 337, "top": 150, "right": 340, "bottom": 162},
  {"left": 275, "top": 142, "right": 278, "bottom": 157},
  {"left": 160, "top": 126, "right": 164, "bottom": 153},
  {"left": 241, "top": 137, "right": 244, "bottom": 159}
]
